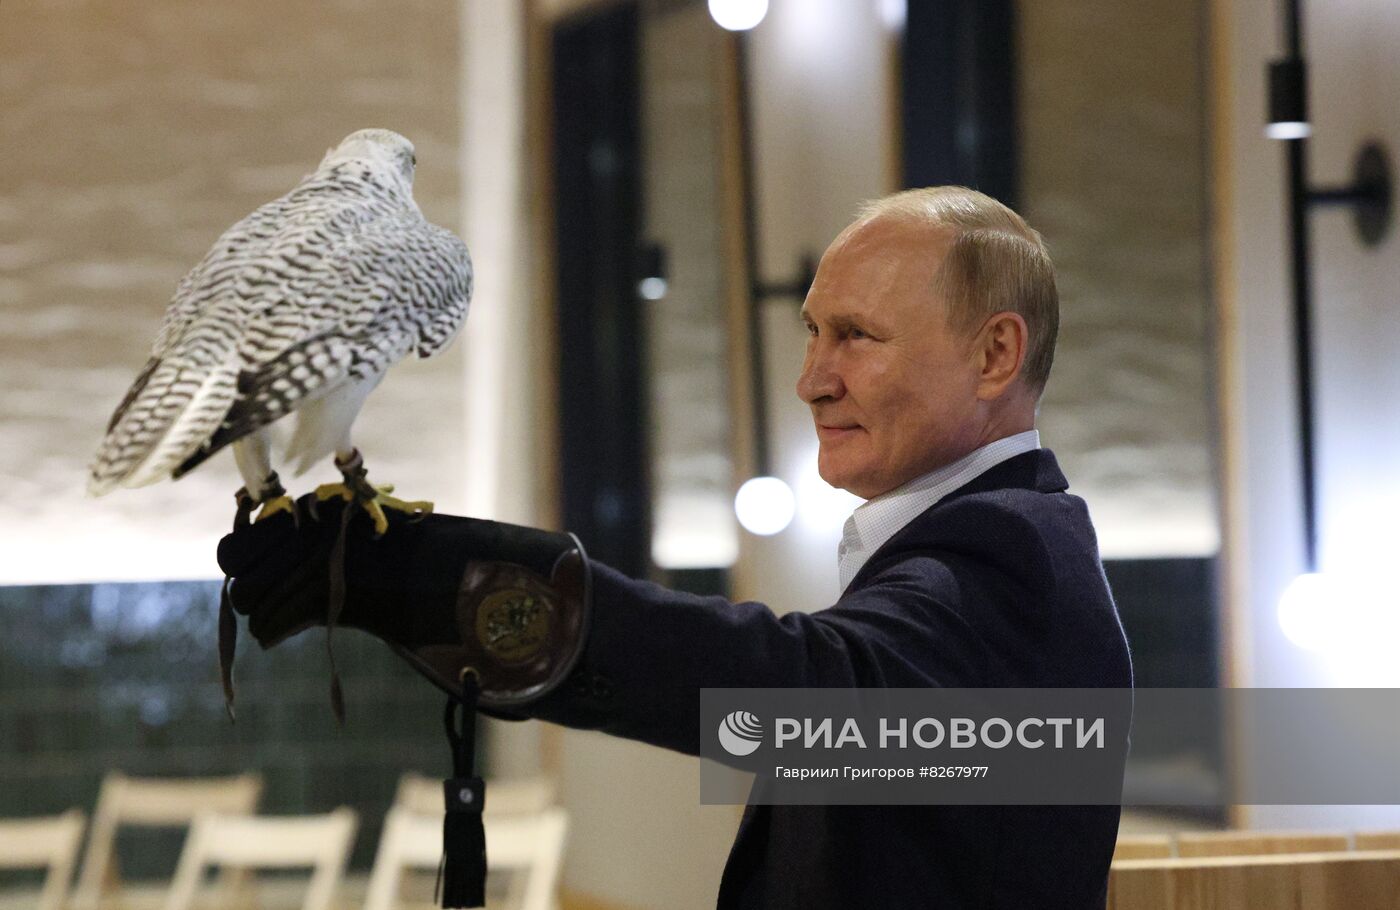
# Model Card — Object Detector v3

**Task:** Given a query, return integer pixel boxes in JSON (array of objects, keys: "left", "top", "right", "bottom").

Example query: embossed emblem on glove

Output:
[{"left": 475, "top": 588, "right": 553, "bottom": 664}]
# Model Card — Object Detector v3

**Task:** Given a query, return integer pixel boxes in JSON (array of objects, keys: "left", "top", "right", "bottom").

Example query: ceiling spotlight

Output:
[
  {"left": 709, "top": 0, "right": 768, "bottom": 32},
  {"left": 734, "top": 475, "right": 794, "bottom": 536}
]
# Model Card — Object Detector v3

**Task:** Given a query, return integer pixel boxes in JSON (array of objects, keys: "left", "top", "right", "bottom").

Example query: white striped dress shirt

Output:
[{"left": 836, "top": 429, "right": 1042, "bottom": 591}]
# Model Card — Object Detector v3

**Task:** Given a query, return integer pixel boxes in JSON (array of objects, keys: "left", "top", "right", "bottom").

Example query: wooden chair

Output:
[
  {"left": 1109, "top": 849, "right": 1400, "bottom": 910},
  {"left": 0, "top": 810, "right": 86, "bottom": 910},
  {"left": 1113, "top": 834, "right": 1174, "bottom": 862},
  {"left": 161, "top": 809, "right": 357, "bottom": 910},
  {"left": 1174, "top": 829, "right": 1350, "bottom": 858},
  {"left": 364, "top": 805, "right": 567, "bottom": 910},
  {"left": 394, "top": 773, "right": 557, "bottom": 817},
  {"left": 72, "top": 771, "right": 263, "bottom": 910}
]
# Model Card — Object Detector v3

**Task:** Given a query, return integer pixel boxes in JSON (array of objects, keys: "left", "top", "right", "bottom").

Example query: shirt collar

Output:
[{"left": 836, "top": 429, "right": 1042, "bottom": 591}]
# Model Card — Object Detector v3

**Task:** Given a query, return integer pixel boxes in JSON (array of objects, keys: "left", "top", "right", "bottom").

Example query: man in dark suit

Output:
[{"left": 219, "top": 186, "right": 1132, "bottom": 908}]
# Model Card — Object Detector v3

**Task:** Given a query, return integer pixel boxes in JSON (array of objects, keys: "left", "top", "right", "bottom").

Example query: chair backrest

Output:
[
  {"left": 73, "top": 771, "right": 263, "bottom": 909},
  {"left": 1355, "top": 830, "right": 1400, "bottom": 851},
  {"left": 394, "top": 773, "right": 557, "bottom": 817},
  {"left": 364, "top": 806, "right": 568, "bottom": 910},
  {"left": 1112, "top": 834, "right": 1174, "bottom": 862},
  {"left": 488, "top": 809, "right": 568, "bottom": 910},
  {"left": 391, "top": 774, "right": 442, "bottom": 816},
  {"left": 161, "top": 809, "right": 358, "bottom": 910},
  {"left": 1108, "top": 849, "right": 1400, "bottom": 910},
  {"left": 0, "top": 810, "right": 86, "bottom": 910},
  {"left": 1175, "top": 829, "right": 1350, "bottom": 858}
]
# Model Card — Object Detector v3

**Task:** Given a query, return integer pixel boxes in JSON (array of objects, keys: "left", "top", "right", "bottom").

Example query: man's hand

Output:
[{"left": 216, "top": 495, "right": 592, "bottom": 709}]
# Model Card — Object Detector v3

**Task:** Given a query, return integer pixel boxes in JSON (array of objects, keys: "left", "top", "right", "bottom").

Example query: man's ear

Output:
[{"left": 974, "top": 312, "right": 1028, "bottom": 400}]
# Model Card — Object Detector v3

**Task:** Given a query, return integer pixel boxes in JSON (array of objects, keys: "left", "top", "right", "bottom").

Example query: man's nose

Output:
[{"left": 797, "top": 345, "right": 844, "bottom": 404}]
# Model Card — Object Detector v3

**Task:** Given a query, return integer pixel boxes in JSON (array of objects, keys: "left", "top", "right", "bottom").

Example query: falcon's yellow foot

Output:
[
  {"left": 314, "top": 450, "right": 432, "bottom": 536},
  {"left": 233, "top": 472, "right": 295, "bottom": 530},
  {"left": 254, "top": 495, "right": 296, "bottom": 523},
  {"left": 313, "top": 481, "right": 434, "bottom": 535}
]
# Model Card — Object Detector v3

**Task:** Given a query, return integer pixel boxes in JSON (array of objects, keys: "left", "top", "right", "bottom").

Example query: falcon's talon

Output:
[
  {"left": 233, "top": 487, "right": 257, "bottom": 531},
  {"left": 364, "top": 499, "right": 390, "bottom": 537},
  {"left": 380, "top": 494, "right": 433, "bottom": 516},
  {"left": 314, "top": 481, "right": 356, "bottom": 504}
]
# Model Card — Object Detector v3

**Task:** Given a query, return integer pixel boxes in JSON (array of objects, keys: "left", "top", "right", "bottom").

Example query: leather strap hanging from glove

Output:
[{"left": 440, "top": 678, "right": 486, "bottom": 909}]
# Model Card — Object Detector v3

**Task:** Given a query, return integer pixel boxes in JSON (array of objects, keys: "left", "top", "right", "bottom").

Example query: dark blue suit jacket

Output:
[{"left": 518, "top": 448, "right": 1133, "bottom": 908}]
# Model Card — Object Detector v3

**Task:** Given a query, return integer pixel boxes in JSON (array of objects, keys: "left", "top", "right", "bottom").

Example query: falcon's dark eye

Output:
[{"left": 410, "top": 153, "right": 417, "bottom": 166}]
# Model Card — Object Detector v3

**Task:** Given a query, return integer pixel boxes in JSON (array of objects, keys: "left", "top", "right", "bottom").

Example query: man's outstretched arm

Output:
[
  {"left": 505, "top": 558, "right": 988, "bottom": 756},
  {"left": 217, "top": 496, "right": 987, "bottom": 754}
]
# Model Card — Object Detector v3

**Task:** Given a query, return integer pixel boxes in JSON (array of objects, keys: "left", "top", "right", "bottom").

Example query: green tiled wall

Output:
[{"left": 0, "top": 580, "right": 482, "bottom": 875}]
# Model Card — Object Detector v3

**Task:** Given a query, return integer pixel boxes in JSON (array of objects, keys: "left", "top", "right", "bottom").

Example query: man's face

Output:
[{"left": 796, "top": 216, "right": 983, "bottom": 500}]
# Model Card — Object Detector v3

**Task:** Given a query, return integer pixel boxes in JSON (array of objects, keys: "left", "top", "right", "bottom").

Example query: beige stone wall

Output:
[
  {"left": 0, "top": 0, "right": 466, "bottom": 582},
  {"left": 1019, "top": 0, "right": 1219, "bottom": 557}
]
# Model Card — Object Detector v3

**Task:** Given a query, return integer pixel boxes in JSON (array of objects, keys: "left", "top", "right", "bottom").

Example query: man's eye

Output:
[
  {"left": 804, "top": 322, "right": 818, "bottom": 337},
  {"left": 850, "top": 327, "right": 868, "bottom": 340}
]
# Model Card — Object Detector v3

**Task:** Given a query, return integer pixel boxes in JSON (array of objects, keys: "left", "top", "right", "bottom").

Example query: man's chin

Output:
[
  {"left": 815, "top": 459, "right": 843, "bottom": 491},
  {"left": 815, "top": 459, "right": 868, "bottom": 499}
]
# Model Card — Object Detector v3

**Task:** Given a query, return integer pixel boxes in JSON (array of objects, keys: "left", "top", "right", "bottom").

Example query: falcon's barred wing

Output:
[
  {"left": 96, "top": 198, "right": 296, "bottom": 444},
  {"left": 171, "top": 213, "right": 470, "bottom": 479},
  {"left": 103, "top": 356, "right": 161, "bottom": 435},
  {"left": 408, "top": 221, "right": 474, "bottom": 358},
  {"left": 152, "top": 196, "right": 298, "bottom": 358}
]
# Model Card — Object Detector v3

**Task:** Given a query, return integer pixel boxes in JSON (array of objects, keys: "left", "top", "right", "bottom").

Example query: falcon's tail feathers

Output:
[{"left": 87, "top": 355, "right": 241, "bottom": 495}]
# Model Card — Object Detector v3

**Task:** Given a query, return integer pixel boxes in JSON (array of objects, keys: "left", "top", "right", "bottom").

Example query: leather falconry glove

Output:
[
  {"left": 215, "top": 494, "right": 591, "bottom": 710},
  {"left": 215, "top": 494, "right": 591, "bottom": 910}
]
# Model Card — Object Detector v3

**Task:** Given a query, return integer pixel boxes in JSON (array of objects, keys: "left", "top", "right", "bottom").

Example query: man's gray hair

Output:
[{"left": 857, "top": 186, "right": 1059, "bottom": 393}]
